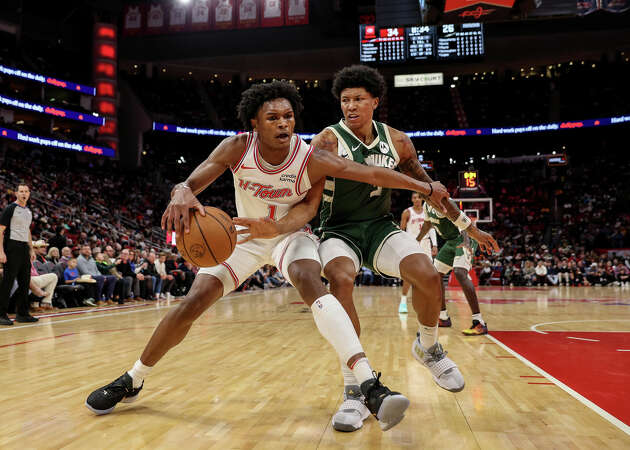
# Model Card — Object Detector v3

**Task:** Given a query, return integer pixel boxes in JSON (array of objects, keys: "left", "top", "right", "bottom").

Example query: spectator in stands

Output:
[
  {"left": 535, "top": 260, "right": 548, "bottom": 286},
  {"left": 77, "top": 244, "right": 116, "bottom": 302},
  {"left": 137, "top": 252, "right": 159, "bottom": 300},
  {"left": 48, "top": 226, "right": 67, "bottom": 251},
  {"left": 29, "top": 261, "right": 57, "bottom": 311},
  {"left": 545, "top": 261, "right": 559, "bottom": 286},
  {"left": 616, "top": 263, "right": 630, "bottom": 285},
  {"left": 558, "top": 259, "right": 570, "bottom": 286},
  {"left": 155, "top": 252, "right": 175, "bottom": 298},
  {"left": 60, "top": 246, "right": 72, "bottom": 268},
  {"left": 569, "top": 261, "right": 584, "bottom": 287},
  {"left": 523, "top": 260, "right": 536, "bottom": 286},
  {"left": 116, "top": 248, "right": 139, "bottom": 302},
  {"left": 47, "top": 246, "right": 60, "bottom": 264},
  {"left": 166, "top": 253, "right": 187, "bottom": 295},
  {"left": 63, "top": 258, "right": 96, "bottom": 307}
]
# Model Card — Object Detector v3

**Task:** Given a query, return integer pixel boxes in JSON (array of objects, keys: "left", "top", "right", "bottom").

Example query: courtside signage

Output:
[
  {"left": 0, "top": 64, "right": 96, "bottom": 95},
  {"left": 394, "top": 73, "right": 444, "bottom": 87}
]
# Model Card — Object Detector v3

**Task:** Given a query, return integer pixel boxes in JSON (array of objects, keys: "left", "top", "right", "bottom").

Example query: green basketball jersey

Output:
[
  {"left": 318, "top": 119, "right": 400, "bottom": 230},
  {"left": 423, "top": 202, "right": 461, "bottom": 241}
]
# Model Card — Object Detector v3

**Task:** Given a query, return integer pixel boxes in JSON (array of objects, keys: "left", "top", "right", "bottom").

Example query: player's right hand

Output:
[
  {"left": 161, "top": 184, "right": 206, "bottom": 234},
  {"left": 427, "top": 181, "right": 449, "bottom": 213},
  {"left": 0, "top": 251, "right": 6, "bottom": 264}
]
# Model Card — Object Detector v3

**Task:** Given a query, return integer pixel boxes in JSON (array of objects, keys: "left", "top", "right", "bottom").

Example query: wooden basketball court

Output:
[{"left": 1, "top": 286, "right": 629, "bottom": 449}]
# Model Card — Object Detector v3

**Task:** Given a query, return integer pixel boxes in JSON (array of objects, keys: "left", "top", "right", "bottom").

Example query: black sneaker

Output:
[
  {"left": 0, "top": 314, "right": 13, "bottom": 326},
  {"left": 15, "top": 314, "right": 39, "bottom": 323},
  {"left": 85, "top": 373, "right": 143, "bottom": 415},
  {"left": 360, "top": 372, "right": 410, "bottom": 431}
]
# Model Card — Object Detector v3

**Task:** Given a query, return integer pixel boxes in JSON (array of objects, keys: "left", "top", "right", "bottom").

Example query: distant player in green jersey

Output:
[
  {"left": 311, "top": 65, "right": 499, "bottom": 432},
  {"left": 417, "top": 203, "right": 488, "bottom": 336}
]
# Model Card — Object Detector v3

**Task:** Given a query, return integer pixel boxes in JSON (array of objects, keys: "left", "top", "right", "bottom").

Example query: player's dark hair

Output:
[
  {"left": 16, "top": 181, "right": 29, "bottom": 190},
  {"left": 331, "top": 65, "right": 386, "bottom": 100},
  {"left": 237, "top": 81, "right": 303, "bottom": 130}
]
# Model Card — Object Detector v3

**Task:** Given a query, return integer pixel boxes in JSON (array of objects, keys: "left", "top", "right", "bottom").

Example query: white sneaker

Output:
[
  {"left": 412, "top": 339, "right": 465, "bottom": 392},
  {"left": 332, "top": 385, "right": 370, "bottom": 432}
]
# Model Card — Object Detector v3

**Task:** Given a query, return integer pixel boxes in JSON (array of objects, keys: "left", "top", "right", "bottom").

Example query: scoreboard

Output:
[{"left": 360, "top": 22, "right": 484, "bottom": 64}]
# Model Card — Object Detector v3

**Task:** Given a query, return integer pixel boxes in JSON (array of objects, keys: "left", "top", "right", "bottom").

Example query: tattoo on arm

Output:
[{"left": 398, "top": 158, "right": 433, "bottom": 184}]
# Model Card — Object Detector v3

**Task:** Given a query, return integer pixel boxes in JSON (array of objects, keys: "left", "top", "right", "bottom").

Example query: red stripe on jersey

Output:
[
  {"left": 253, "top": 135, "right": 300, "bottom": 174},
  {"left": 295, "top": 145, "right": 314, "bottom": 196},
  {"left": 221, "top": 262, "right": 239, "bottom": 287},
  {"left": 232, "top": 132, "right": 253, "bottom": 173}
]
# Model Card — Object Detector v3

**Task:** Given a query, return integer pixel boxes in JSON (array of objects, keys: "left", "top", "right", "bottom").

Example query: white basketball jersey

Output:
[
  {"left": 405, "top": 206, "right": 425, "bottom": 238},
  {"left": 231, "top": 132, "right": 313, "bottom": 220}
]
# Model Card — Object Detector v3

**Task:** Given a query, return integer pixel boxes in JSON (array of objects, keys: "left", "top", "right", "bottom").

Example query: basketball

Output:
[{"left": 177, "top": 206, "right": 236, "bottom": 267}]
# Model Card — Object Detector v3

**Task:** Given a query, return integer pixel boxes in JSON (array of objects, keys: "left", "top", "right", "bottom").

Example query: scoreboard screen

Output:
[
  {"left": 378, "top": 27, "right": 406, "bottom": 63},
  {"left": 407, "top": 26, "right": 434, "bottom": 61},
  {"left": 359, "top": 22, "right": 484, "bottom": 64},
  {"left": 359, "top": 25, "right": 378, "bottom": 63},
  {"left": 436, "top": 23, "right": 484, "bottom": 59}
]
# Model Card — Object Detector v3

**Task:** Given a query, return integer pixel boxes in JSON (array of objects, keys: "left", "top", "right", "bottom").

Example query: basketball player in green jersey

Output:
[
  {"left": 417, "top": 203, "right": 488, "bottom": 336},
  {"left": 311, "top": 65, "right": 499, "bottom": 432}
]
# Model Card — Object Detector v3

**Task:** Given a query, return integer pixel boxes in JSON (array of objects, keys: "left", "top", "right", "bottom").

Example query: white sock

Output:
[
  {"left": 418, "top": 324, "right": 438, "bottom": 349},
  {"left": 340, "top": 359, "right": 358, "bottom": 386},
  {"left": 350, "top": 357, "right": 374, "bottom": 385},
  {"left": 310, "top": 294, "right": 368, "bottom": 375},
  {"left": 400, "top": 295, "right": 407, "bottom": 304},
  {"left": 439, "top": 309, "right": 449, "bottom": 320},
  {"left": 128, "top": 359, "right": 152, "bottom": 389},
  {"left": 472, "top": 313, "right": 485, "bottom": 326}
]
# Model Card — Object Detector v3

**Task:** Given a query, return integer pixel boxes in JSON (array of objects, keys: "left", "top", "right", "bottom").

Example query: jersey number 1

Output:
[{"left": 267, "top": 205, "right": 277, "bottom": 220}]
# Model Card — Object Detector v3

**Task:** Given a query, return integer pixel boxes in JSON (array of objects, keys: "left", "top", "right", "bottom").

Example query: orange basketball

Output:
[{"left": 177, "top": 206, "right": 237, "bottom": 267}]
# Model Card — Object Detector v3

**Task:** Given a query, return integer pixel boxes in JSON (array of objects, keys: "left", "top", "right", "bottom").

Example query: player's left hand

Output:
[
  {"left": 232, "top": 217, "right": 280, "bottom": 244},
  {"left": 466, "top": 225, "right": 500, "bottom": 255},
  {"left": 431, "top": 246, "right": 438, "bottom": 257}
]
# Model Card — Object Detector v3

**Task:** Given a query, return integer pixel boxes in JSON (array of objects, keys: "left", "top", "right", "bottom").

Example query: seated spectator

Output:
[
  {"left": 137, "top": 252, "right": 159, "bottom": 300},
  {"left": 155, "top": 252, "right": 175, "bottom": 298},
  {"left": 60, "top": 246, "right": 72, "bottom": 268},
  {"left": 47, "top": 246, "right": 60, "bottom": 265},
  {"left": 545, "top": 261, "right": 559, "bottom": 286},
  {"left": 29, "top": 262, "right": 57, "bottom": 311},
  {"left": 616, "top": 263, "right": 630, "bottom": 285},
  {"left": 359, "top": 267, "right": 374, "bottom": 286},
  {"left": 48, "top": 226, "right": 67, "bottom": 251},
  {"left": 116, "top": 248, "right": 140, "bottom": 302},
  {"left": 77, "top": 245, "right": 116, "bottom": 303},
  {"left": 558, "top": 260, "right": 570, "bottom": 286},
  {"left": 63, "top": 258, "right": 97, "bottom": 307},
  {"left": 535, "top": 260, "right": 548, "bottom": 286}
]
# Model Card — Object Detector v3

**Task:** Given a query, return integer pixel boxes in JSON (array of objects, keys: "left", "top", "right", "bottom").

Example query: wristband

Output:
[
  {"left": 427, "top": 183, "right": 433, "bottom": 198},
  {"left": 454, "top": 211, "right": 472, "bottom": 232}
]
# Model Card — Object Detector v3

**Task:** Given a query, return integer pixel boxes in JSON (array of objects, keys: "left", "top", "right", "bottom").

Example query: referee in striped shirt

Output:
[{"left": 0, "top": 183, "right": 38, "bottom": 325}]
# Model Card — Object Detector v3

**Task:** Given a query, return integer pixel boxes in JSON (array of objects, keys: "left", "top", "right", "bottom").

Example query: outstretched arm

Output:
[
  {"left": 307, "top": 148, "right": 449, "bottom": 208},
  {"left": 162, "top": 134, "right": 246, "bottom": 233},
  {"left": 391, "top": 127, "right": 500, "bottom": 254},
  {"left": 232, "top": 178, "right": 325, "bottom": 243}
]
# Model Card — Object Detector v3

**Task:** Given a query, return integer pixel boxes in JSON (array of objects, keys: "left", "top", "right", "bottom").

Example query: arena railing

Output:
[{"left": 153, "top": 114, "right": 630, "bottom": 139}]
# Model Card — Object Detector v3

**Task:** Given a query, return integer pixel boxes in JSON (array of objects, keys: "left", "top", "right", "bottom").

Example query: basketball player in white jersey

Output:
[
  {"left": 398, "top": 192, "right": 437, "bottom": 314},
  {"left": 85, "top": 81, "right": 451, "bottom": 431}
]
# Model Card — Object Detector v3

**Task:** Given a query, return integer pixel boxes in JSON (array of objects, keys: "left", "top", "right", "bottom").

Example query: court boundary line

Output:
[
  {"left": 0, "top": 290, "right": 263, "bottom": 333},
  {"left": 531, "top": 319, "right": 630, "bottom": 334},
  {"left": 486, "top": 334, "right": 630, "bottom": 436}
]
